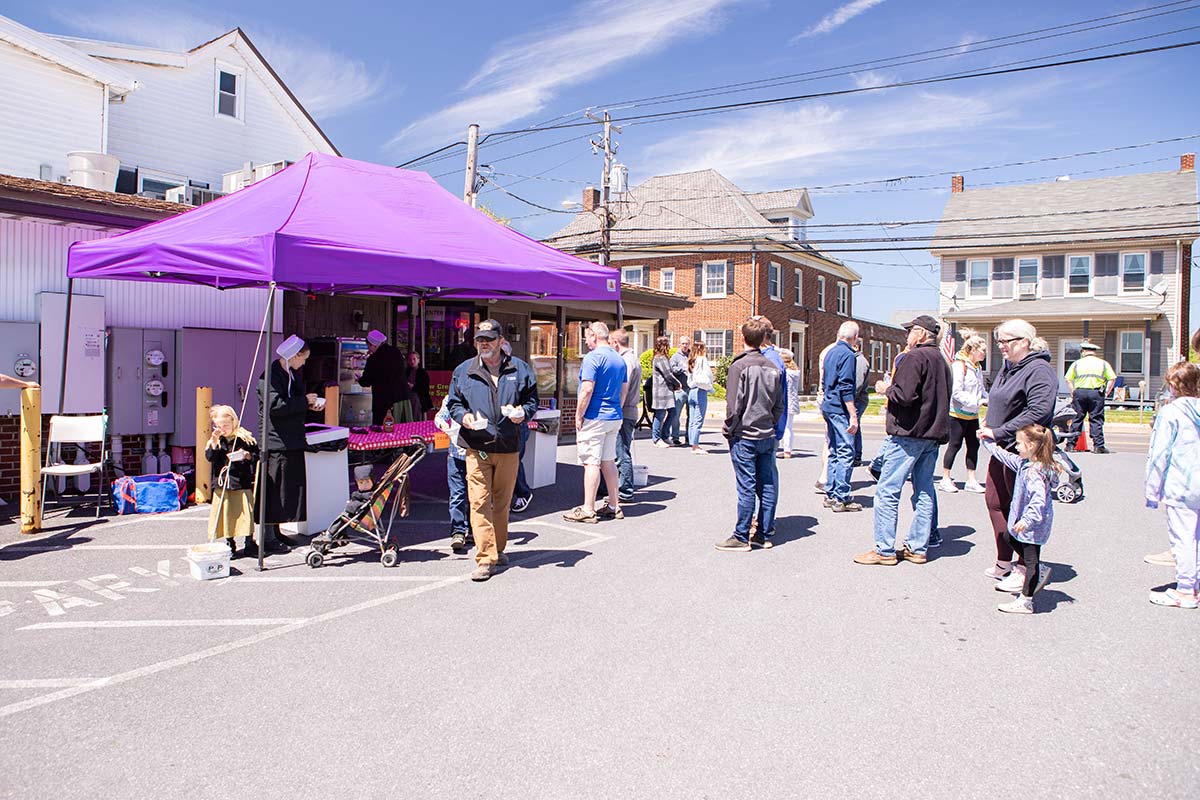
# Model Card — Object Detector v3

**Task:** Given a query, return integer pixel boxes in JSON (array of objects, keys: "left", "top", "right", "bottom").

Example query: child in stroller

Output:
[{"left": 1050, "top": 429, "right": 1085, "bottom": 503}]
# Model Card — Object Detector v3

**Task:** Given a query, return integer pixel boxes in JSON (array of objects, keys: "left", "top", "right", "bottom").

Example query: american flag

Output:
[{"left": 940, "top": 324, "right": 955, "bottom": 363}]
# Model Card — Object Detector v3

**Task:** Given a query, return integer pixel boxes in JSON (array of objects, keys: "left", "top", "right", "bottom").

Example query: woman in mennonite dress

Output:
[{"left": 253, "top": 335, "right": 321, "bottom": 555}]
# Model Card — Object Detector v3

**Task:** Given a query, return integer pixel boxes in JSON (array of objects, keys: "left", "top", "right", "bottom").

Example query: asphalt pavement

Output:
[{"left": 0, "top": 418, "right": 1194, "bottom": 800}]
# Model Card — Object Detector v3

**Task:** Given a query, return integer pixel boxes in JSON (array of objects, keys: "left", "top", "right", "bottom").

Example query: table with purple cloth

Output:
[{"left": 348, "top": 421, "right": 439, "bottom": 452}]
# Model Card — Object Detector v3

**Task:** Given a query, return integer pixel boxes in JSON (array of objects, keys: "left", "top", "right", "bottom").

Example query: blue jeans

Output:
[
  {"left": 872, "top": 435, "right": 939, "bottom": 557},
  {"left": 447, "top": 454, "right": 469, "bottom": 534},
  {"left": 729, "top": 437, "right": 778, "bottom": 540},
  {"left": 652, "top": 407, "right": 676, "bottom": 443},
  {"left": 823, "top": 410, "right": 855, "bottom": 503},
  {"left": 616, "top": 418, "right": 635, "bottom": 497},
  {"left": 514, "top": 423, "right": 531, "bottom": 499},
  {"left": 853, "top": 395, "right": 869, "bottom": 463},
  {"left": 671, "top": 390, "right": 687, "bottom": 441},
  {"left": 687, "top": 388, "right": 708, "bottom": 447}
]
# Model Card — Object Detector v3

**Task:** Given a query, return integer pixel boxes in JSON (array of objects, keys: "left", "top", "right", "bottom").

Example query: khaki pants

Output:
[{"left": 465, "top": 450, "right": 519, "bottom": 566}]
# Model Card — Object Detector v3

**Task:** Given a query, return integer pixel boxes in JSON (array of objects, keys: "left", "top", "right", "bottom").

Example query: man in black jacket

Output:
[
  {"left": 715, "top": 317, "right": 785, "bottom": 552},
  {"left": 357, "top": 330, "right": 411, "bottom": 425},
  {"left": 445, "top": 320, "right": 538, "bottom": 582},
  {"left": 855, "top": 315, "right": 951, "bottom": 567}
]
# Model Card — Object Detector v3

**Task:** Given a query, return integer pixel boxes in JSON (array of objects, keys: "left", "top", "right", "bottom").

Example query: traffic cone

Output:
[{"left": 1074, "top": 427, "right": 1089, "bottom": 452}]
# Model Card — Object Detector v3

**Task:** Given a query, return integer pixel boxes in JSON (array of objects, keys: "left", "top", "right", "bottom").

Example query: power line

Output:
[{"left": 478, "top": 175, "right": 579, "bottom": 214}]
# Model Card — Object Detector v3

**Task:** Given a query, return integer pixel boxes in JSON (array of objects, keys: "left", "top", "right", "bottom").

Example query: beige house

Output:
[{"left": 933, "top": 156, "right": 1199, "bottom": 399}]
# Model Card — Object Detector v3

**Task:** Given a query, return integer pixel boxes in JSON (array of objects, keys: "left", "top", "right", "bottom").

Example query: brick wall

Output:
[{"left": 616, "top": 252, "right": 906, "bottom": 391}]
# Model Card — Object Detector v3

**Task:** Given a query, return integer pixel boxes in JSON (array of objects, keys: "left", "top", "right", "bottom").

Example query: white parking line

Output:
[
  {"left": 0, "top": 678, "right": 102, "bottom": 689},
  {"left": 0, "top": 581, "right": 66, "bottom": 588},
  {"left": 19, "top": 618, "right": 307, "bottom": 631},
  {"left": 228, "top": 575, "right": 446, "bottom": 583}
]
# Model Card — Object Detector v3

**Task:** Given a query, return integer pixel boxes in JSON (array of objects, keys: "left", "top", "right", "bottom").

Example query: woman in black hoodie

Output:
[{"left": 979, "top": 319, "right": 1058, "bottom": 581}]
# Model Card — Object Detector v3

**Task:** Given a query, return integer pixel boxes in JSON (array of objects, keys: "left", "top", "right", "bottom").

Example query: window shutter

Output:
[
  {"left": 726, "top": 260, "right": 735, "bottom": 294},
  {"left": 1104, "top": 331, "right": 1117, "bottom": 367},
  {"left": 725, "top": 329, "right": 734, "bottom": 356},
  {"left": 695, "top": 264, "right": 703, "bottom": 296},
  {"left": 954, "top": 260, "right": 966, "bottom": 282},
  {"left": 1150, "top": 331, "right": 1163, "bottom": 376},
  {"left": 1150, "top": 251, "right": 1164, "bottom": 275},
  {"left": 642, "top": 269, "right": 650, "bottom": 287},
  {"left": 693, "top": 330, "right": 702, "bottom": 345}
]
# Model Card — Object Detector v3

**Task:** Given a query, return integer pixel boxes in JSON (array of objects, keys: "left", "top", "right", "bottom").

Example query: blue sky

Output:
[{"left": 9, "top": 0, "right": 1200, "bottom": 323}]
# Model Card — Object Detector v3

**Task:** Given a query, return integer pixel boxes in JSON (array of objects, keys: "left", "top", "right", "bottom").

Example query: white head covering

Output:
[
  {"left": 276, "top": 334, "right": 306, "bottom": 360},
  {"left": 367, "top": 330, "right": 387, "bottom": 346}
]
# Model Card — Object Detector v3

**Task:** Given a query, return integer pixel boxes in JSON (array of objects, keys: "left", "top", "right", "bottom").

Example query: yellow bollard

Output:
[
  {"left": 324, "top": 384, "right": 339, "bottom": 427},
  {"left": 20, "top": 387, "right": 42, "bottom": 534},
  {"left": 194, "top": 386, "right": 213, "bottom": 503}
]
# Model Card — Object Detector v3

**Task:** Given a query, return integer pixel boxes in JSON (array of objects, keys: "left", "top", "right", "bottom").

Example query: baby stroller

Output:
[
  {"left": 305, "top": 439, "right": 426, "bottom": 569},
  {"left": 1050, "top": 430, "right": 1085, "bottom": 503}
]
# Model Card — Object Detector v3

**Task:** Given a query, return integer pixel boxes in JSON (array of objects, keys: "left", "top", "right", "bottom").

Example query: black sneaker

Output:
[
  {"left": 276, "top": 532, "right": 301, "bottom": 548},
  {"left": 618, "top": 493, "right": 635, "bottom": 503},
  {"left": 750, "top": 531, "right": 774, "bottom": 550},
  {"left": 265, "top": 538, "right": 291, "bottom": 554},
  {"left": 1094, "top": 446, "right": 1111, "bottom": 454},
  {"left": 510, "top": 493, "right": 532, "bottom": 513},
  {"left": 715, "top": 536, "right": 751, "bottom": 552},
  {"left": 450, "top": 532, "right": 467, "bottom": 553}
]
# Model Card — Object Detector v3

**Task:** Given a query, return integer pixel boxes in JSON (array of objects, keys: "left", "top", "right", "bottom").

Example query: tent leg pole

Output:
[
  {"left": 258, "top": 286, "right": 275, "bottom": 573},
  {"left": 58, "top": 278, "right": 73, "bottom": 414},
  {"left": 555, "top": 306, "right": 565, "bottom": 414}
]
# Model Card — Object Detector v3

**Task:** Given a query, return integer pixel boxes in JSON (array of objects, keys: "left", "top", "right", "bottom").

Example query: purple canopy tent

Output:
[{"left": 67, "top": 152, "right": 618, "bottom": 569}]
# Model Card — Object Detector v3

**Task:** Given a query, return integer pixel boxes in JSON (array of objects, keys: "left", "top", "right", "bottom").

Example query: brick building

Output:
[{"left": 546, "top": 169, "right": 906, "bottom": 391}]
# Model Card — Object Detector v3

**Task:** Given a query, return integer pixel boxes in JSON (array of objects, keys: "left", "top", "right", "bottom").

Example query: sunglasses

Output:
[{"left": 997, "top": 337, "right": 1026, "bottom": 345}]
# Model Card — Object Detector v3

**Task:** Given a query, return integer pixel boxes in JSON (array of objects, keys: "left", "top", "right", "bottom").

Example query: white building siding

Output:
[
  {"left": 102, "top": 44, "right": 334, "bottom": 192},
  {"left": 0, "top": 42, "right": 104, "bottom": 180},
  {"left": 0, "top": 218, "right": 280, "bottom": 331}
]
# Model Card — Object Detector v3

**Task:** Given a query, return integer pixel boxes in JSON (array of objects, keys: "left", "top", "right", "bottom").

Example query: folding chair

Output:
[{"left": 41, "top": 413, "right": 108, "bottom": 519}]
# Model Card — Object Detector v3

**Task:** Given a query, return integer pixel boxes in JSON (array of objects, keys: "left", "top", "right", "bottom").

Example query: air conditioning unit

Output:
[
  {"left": 252, "top": 160, "right": 292, "bottom": 182},
  {"left": 164, "top": 186, "right": 228, "bottom": 206},
  {"left": 165, "top": 186, "right": 189, "bottom": 204},
  {"left": 221, "top": 160, "right": 293, "bottom": 193},
  {"left": 1018, "top": 283, "right": 1037, "bottom": 299}
]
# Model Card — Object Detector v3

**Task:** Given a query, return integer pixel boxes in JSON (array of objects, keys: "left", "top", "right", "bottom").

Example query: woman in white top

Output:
[
  {"left": 941, "top": 331, "right": 988, "bottom": 493},
  {"left": 686, "top": 340, "right": 714, "bottom": 453},
  {"left": 780, "top": 349, "right": 801, "bottom": 458}
]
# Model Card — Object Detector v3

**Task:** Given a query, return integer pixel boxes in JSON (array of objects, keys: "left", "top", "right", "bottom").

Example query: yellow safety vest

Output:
[{"left": 1066, "top": 354, "right": 1116, "bottom": 390}]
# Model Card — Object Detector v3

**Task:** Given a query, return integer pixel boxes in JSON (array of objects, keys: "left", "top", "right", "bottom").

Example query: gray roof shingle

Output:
[{"left": 931, "top": 169, "right": 1199, "bottom": 252}]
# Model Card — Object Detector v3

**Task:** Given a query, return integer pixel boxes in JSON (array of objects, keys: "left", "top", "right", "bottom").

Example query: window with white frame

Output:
[
  {"left": 885, "top": 343, "right": 893, "bottom": 371},
  {"left": 660, "top": 267, "right": 675, "bottom": 293},
  {"left": 1018, "top": 257, "right": 1039, "bottom": 296},
  {"left": 794, "top": 269, "right": 803, "bottom": 305},
  {"left": 1119, "top": 330, "right": 1144, "bottom": 374},
  {"left": 837, "top": 282, "right": 848, "bottom": 315},
  {"left": 1121, "top": 252, "right": 1146, "bottom": 293},
  {"left": 621, "top": 266, "right": 644, "bottom": 285},
  {"left": 138, "top": 169, "right": 187, "bottom": 200},
  {"left": 703, "top": 261, "right": 727, "bottom": 297},
  {"left": 870, "top": 341, "right": 882, "bottom": 372},
  {"left": 703, "top": 330, "right": 727, "bottom": 358},
  {"left": 816, "top": 275, "right": 826, "bottom": 311},
  {"left": 215, "top": 63, "right": 244, "bottom": 120},
  {"left": 767, "top": 216, "right": 800, "bottom": 241},
  {"left": 768, "top": 262, "right": 781, "bottom": 300},
  {"left": 968, "top": 259, "right": 990, "bottom": 298},
  {"left": 1068, "top": 255, "right": 1091, "bottom": 294}
]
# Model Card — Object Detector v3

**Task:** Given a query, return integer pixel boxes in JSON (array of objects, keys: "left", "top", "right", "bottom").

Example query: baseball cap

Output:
[
  {"left": 474, "top": 319, "right": 502, "bottom": 340},
  {"left": 903, "top": 315, "right": 941, "bottom": 337}
]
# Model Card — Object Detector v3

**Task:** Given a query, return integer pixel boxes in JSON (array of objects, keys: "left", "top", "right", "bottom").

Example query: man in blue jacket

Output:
[
  {"left": 445, "top": 320, "right": 539, "bottom": 582},
  {"left": 821, "top": 321, "right": 863, "bottom": 512}
]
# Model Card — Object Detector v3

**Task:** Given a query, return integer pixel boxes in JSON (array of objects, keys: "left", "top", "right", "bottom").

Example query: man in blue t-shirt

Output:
[{"left": 564, "top": 322, "right": 629, "bottom": 523}]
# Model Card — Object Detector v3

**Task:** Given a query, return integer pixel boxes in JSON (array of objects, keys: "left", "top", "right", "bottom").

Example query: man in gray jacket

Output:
[{"left": 716, "top": 317, "right": 785, "bottom": 552}]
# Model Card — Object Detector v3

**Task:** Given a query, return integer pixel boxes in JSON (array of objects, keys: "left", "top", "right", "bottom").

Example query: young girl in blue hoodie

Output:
[
  {"left": 1144, "top": 361, "right": 1200, "bottom": 609},
  {"left": 981, "top": 424, "right": 1061, "bottom": 614}
]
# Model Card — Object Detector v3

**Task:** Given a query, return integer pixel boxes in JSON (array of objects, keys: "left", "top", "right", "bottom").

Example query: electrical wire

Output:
[{"left": 478, "top": 175, "right": 579, "bottom": 214}]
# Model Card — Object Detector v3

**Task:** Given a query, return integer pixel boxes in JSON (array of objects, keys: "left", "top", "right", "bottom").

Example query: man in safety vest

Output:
[{"left": 1064, "top": 341, "right": 1116, "bottom": 454}]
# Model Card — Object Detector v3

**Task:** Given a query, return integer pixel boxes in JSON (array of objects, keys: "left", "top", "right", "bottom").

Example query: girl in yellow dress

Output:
[{"left": 205, "top": 405, "right": 259, "bottom": 556}]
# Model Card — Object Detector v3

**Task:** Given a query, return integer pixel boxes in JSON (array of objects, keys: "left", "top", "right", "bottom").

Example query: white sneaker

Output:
[
  {"left": 983, "top": 562, "right": 1012, "bottom": 580},
  {"left": 995, "top": 569, "right": 1026, "bottom": 594},
  {"left": 937, "top": 478, "right": 958, "bottom": 493},
  {"left": 1144, "top": 549, "right": 1175, "bottom": 567},
  {"left": 963, "top": 481, "right": 986, "bottom": 494},
  {"left": 998, "top": 596, "right": 1034, "bottom": 614}
]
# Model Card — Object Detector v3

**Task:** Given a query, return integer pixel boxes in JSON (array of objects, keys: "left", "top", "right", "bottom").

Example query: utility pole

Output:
[
  {"left": 462, "top": 123, "right": 480, "bottom": 208},
  {"left": 588, "top": 110, "right": 622, "bottom": 323}
]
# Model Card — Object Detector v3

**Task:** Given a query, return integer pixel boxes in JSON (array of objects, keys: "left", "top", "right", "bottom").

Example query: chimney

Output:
[
  {"left": 582, "top": 186, "right": 600, "bottom": 212},
  {"left": 1182, "top": 153, "right": 1195, "bottom": 173},
  {"left": 951, "top": 174, "right": 964, "bottom": 193}
]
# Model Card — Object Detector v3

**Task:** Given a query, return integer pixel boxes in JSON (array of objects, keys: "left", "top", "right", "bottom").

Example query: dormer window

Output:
[
  {"left": 767, "top": 216, "right": 801, "bottom": 241},
  {"left": 215, "top": 62, "right": 245, "bottom": 121}
]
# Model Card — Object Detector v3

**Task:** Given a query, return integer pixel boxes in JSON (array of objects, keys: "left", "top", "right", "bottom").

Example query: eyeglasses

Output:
[{"left": 997, "top": 336, "right": 1026, "bottom": 345}]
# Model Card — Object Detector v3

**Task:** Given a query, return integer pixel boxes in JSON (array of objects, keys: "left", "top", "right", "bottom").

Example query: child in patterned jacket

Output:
[
  {"left": 1144, "top": 361, "right": 1200, "bottom": 609},
  {"left": 981, "top": 424, "right": 1061, "bottom": 614}
]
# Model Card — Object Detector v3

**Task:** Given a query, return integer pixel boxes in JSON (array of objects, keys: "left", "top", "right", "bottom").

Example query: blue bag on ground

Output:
[{"left": 112, "top": 473, "right": 186, "bottom": 514}]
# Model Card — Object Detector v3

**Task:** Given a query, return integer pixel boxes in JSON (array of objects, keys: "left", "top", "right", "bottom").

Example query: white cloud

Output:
[
  {"left": 389, "top": 0, "right": 746, "bottom": 151},
  {"left": 50, "top": 6, "right": 384, "bottom": 118},
  {"left": 636, "top": 88, "right": 1026, "bottom": 185},
  {"left": 793, "top": 0, "right": 886, "bottom": 41},
  {"left": 851, "top": 70, "right": 895, "bottom": 89}
]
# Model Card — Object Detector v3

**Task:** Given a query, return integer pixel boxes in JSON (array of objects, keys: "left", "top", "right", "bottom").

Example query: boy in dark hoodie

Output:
[{"left": 716, "top": 317, "right": 785, "bottom": 552}]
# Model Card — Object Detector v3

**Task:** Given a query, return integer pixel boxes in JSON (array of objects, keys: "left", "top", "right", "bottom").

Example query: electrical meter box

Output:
[
  {"left": 174, "top": 328, "right": 269, "bottom": 446},
  {"left": 108, "top": 328, "right": 176, "bottom": 436},
  {"left": 0, "top": 322, "right": 39, "bottom": 416}
]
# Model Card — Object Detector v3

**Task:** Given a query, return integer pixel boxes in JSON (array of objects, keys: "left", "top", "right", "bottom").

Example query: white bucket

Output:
[
  {"left": 633, "top": 463, "right": 649, "bottom": 487},
  {"left": 188, "top": 542, "right": 231, "bottom": 581},
  {"left": 66, "top": 151, "right": 120, "bottom": 191}
]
